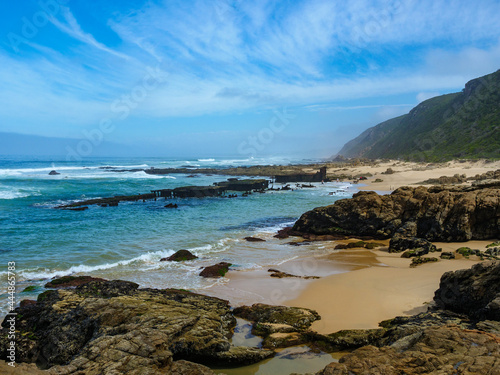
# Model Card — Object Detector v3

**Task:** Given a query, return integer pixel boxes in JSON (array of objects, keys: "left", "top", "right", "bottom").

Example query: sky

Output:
[{"left": 0, "top": 0, "right": 499, "bottom": 159}]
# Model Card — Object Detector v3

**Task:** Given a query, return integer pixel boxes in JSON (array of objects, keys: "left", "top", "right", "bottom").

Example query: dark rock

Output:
[
  {"left": 244, "top": 236, "right": 266, "bottom": 242},
  {"left": 409, "top": 256, "right": 438, "bottom": 267},
  {"left": 44, "top": 275, "right": 107, "bottom": 288},
  {"left": 274, "top": 226, "right": 292, "bottom": 239},
  {"left": 20, "top": 300, "right": 37, "bottom": 308},
  {"left": 233, "top": 303, "right": 320, "bottom": 332},
  {"left": 0, "top": 280, "right": 271, "bottom": 373},
  {"left": 48, "top": 170, "right": 60, "bottom": 175},
  {"left": 267, "top": 268, "right": 320, "bottom": 279},
  {"left": 199, "top": 262, "right": 232, "bottom": 278},
  {"left": 389, "top": 235, "right": 437, "bottom": 254},
  {"left": 440, "top": 251, "right": 455, "bottom": 259},
  {"left": 65, "top": 206, "right": 89, "bottom": 211},
  {"left": 292, "top": 185, "right": 500, "bottom": 241},
  {"left": 317, "top": 326, "right": 500, "bottom": 375},
  {"left": 165, "top": 203, "right": 178, "bottom": 208},
  {"left": 434, "top": 260, "right": 500, "bottom": 320},
  {"left": 161, "top": 249, "right": 198, "bottom": 262}
]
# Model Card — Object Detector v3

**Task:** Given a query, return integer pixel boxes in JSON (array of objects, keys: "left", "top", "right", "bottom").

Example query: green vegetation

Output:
[
  {"left": 486, "top": 241, "right": 500, "bottom": 248},
  {"left": 338, "top": 70, "right": 500, "bottom": 161},
  {"left": 22, "top": 285, "right": 37, "bottom": 292}
]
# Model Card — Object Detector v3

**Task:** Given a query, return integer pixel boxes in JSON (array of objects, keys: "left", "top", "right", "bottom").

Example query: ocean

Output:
[{"left": 0, "top": 155, "right": 354, "bottom": 318}]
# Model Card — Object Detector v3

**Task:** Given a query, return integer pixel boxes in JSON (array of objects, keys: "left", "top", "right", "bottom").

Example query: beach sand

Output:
[
  {"left": 325, "top": 159, "right": 500, "bottom": 192},
  {"left": 206, "top": 239, "right": 495, "bottom": 335},
  {"left": 206, "top": 159, "right": 500, "bottom": 335}
]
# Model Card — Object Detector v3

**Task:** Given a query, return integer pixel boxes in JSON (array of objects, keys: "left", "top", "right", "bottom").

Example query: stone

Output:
[
  {"left": 434, "top": 260, "right": 500, "bottom": 320},
  {"left": 274, "top": 227, "right": 292, "bottom": 239},
  {"left": 440, "top": 251, "right": 455, "bottom": 259},
  {"left": 0, "top": 280, "right": 272, "bottom": 373},
  {"left": 292, "top": 185, "right": 500, "bottom": 241},
  {"left": 44, "top": 275, "right": 107, "bottom": 288},
  {"left": 48, "top": 170, "right": 60, "bottom": 175},
  {"left": 316, "top": 326, "right": 500, "bottom": 375},
  {"left": 199, "top": 262, "right": 232, "bottom": 278},
  {"left": 267, "top": 268, "right": 320, "bottom": 279},
  {"left": 409, "top": 256, "right": 438, "bottom": 267},
  {"left": 389, "top": 235, "right": 437, "bottom": 254},
  {"left": 244, "top": 236, "right": 266, "bottom": 242},
  {"left": 161, "top": 249, "right": 198, "bottom": 262}
]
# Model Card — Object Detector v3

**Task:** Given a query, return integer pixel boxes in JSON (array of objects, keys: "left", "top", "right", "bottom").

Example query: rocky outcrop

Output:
[
  {"left": 434, "top": 261, "right": 500, "bottom": 320},
  {"left": 160, "top": 249, "right": 198, "bottom": 262},
  {"left": 44, "top": 275, "right": 106, "bottom": 288},
  {"left": 267, "top": 268, "right": 320, "bottom": 279},
  {"left": 48, "top": 170, "right": 60, "bottom": 175},
  {"left": 199, "top": 262, "right": 232, "bottom": 278},
  {"left": 389, "top": 235, "right": 437, "bottom": 254},
  {"left": 0, "top": 280, "right": 272, "bottom": 374},
  {"left": 318, "top": 326, "right": 500, "bottom": 375},
  {"left": 292, "top": 185, "right": 500, "bottom": 241},
  {"left": 233, "top": 303, "right": 321, "bottom": 349}
]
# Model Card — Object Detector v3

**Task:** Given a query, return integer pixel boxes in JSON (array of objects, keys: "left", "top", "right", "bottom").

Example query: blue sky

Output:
[{"left": 1, "top": 0, "right": 500, "bottom": 158}]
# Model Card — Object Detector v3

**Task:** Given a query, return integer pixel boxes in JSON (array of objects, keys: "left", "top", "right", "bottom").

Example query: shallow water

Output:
[{"left": 0, "top": 155, "right": 354, "bottom": 317}]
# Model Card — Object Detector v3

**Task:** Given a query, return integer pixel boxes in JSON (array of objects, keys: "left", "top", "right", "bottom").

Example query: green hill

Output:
[{"left": 337, "top": 70, "right": 500, "bottom": 161}]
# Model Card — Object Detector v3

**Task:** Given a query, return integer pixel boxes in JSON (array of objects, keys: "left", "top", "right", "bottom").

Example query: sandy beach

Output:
[
  {"left": 337, "top": 159, "right": 500, "bottom": 192},
  {"left": 208, "top": 159, "right": 500, "bottom": 335}
]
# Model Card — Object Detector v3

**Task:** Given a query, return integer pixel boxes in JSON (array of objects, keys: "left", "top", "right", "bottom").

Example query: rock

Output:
[
  {"left": 401, "top": 248, "right": 428, "bottom": 258},
  {"left": 233, "top": 304, "right": 320, "bottom": 350},
  {"left": 0, "top": 280, "right": 271, "bottom": 373},
  {"left": 165, "top": 203, "right": 178, "bottom": 208},
  {"left": 316, "top": 326, "right": 500, "bottom": 375},
  {"left": 233, "top": 303, "right": 320, "bottom": 333},
  {"left": 20, "top": 300, "right": 37, "bottom": 308},
  {"left": 244, "top": 236, "right": 266, "bottom": 242},
  {"left": 389, "top": 235, "right": 437, "bottom": 254},
  {"left": 161, "top": 249, "right": 198, "bottom": 262},
  {"left": 292, "top": 185, "right": 500, "bottom": 241},
  {"left": 440, "top": 251, "right": 455, "bottom": 259},
  {"left": 434, "top": 260, "right": 500, "bottom": 320},
  {"left": 267, "top": 269, "right": 320, "bottom": 279},
  {"left": 65, "top": 206, "right": 89, "bottom": 211},
  {"left": 409, "top": 256, "right": 438, "bottom": 267},
  {"left": 48, "top": 170, "right": 60, "bottom": 175},
  {"left": 44, "top": 275, "right": 107, "bottom": 288},
  {"left": 199, "top": 262, "right": 232, "bottom": 278},
  {"left": 308, "top": 329, "right": 386, "bottom": 352},
  {"left": 274, "top": 226, "right": 292, "bottom": 239}
]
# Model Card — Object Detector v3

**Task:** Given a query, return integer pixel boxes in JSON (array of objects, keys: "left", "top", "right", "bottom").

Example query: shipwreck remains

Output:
[
  {"left": 275, "top": 167, "right": 328, "bottom": 183},
  {"left": 55, "top": 178, "right": 271, "bottom": 209}
]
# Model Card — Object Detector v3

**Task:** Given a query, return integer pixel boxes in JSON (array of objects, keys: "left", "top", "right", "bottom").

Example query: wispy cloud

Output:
[
  {"left": 0, "top": 0, "right": 499, "bottom": 145},
  {"left": 49, "top": 7, "right": 130, "bottom": 60}
]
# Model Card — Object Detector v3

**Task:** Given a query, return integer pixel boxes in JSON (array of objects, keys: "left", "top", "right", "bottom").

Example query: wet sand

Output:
[{"left": 206, "top": 239, "right": 496, "bottom": 336}]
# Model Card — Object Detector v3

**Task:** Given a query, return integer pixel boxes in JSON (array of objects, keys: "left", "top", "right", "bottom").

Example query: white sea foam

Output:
[
  {"left": 198, "top": 158, "right": 215, "bottom": 162},
  {"left": 18, "top": 249, "right": 177, "bottom": 280},
  {"left": 0, "top": 185, "right": 41, "bottom": 200}
]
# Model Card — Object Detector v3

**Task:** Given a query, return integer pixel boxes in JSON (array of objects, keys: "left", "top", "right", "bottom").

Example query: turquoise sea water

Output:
[{"left": 0, "top": 155, "right": 354, "bottom": 318}]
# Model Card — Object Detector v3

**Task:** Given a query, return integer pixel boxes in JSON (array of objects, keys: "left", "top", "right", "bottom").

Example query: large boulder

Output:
[
  {"left": 292, "top": 185, "right": 500, "bottom": 241},
  {"left": 434, "top": 260, "right": 500, "bottom": 320},
  {"left": 0, "top": 280, "right": 272, "bottom": 374},
  {"left": 161, "top": 249, "right": 198, "bottom": 262}
]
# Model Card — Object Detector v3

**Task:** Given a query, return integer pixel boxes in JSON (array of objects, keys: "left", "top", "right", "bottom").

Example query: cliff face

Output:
[
  {"left": 336, "top": 69, "right": 500, "bottom": 161},
  {"left": 292, "top": 184, "right": 500, "bottom": 241}
]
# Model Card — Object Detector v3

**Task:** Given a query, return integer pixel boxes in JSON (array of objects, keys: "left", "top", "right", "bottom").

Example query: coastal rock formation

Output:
[
  {"left": 44, "top": 275, "right": 106, "bottom": 288},
  {"left": 292, "top": 185, "right": 500, "bottom": 241},
  {"left": 267, "top": 268, "right": 320, "bottom": 279},
  {"left": 48, "top": 170, "right": 60, "bottom": 175},
  {"left": 0, "top": 280, "right": 272, "bottom": 374},
  {"left": 388, "top": 235, "right": 437, "bottom": 254},
  {"left": 233, "top": 304, "right": 321, "bottom": 349},
  {"left": 318, "top": 326, "right": 500, "bottom": 375},
  {"left": 199, "top": 262, "right": 232, "bottom": 278},
  {"left": 160, "top": 249, "right": 198, "bottom": 262},
  {"left": 434, "top": 261, "right": 500, "bottom": 320}
]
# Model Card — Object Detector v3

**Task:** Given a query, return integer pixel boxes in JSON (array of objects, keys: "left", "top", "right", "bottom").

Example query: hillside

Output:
[{"left": 337, "top": 70, "right": 500, "bottom": 161}]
